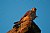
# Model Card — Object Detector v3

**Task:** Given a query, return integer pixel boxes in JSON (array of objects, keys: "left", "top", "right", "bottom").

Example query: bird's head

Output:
[{"left": 31, "top": 8, "right": 37, "bottom": 12}]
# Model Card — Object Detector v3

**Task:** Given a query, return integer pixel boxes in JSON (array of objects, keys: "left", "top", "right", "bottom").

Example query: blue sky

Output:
[{"left": 0, "top": 0, "right": 50, "bottom": 33}]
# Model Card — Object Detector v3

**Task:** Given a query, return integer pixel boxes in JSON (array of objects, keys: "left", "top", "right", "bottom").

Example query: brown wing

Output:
[{"left": 20, "top": 11, "right": 30, "bottom": 21}]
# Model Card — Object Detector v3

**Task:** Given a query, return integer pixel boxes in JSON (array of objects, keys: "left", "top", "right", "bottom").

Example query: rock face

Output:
[
  {"left": 7, "top": 8, "right": 41, "bottom": 33},
  {"left": 7, "top": 21, "right": 41, "bottom": 33}
]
